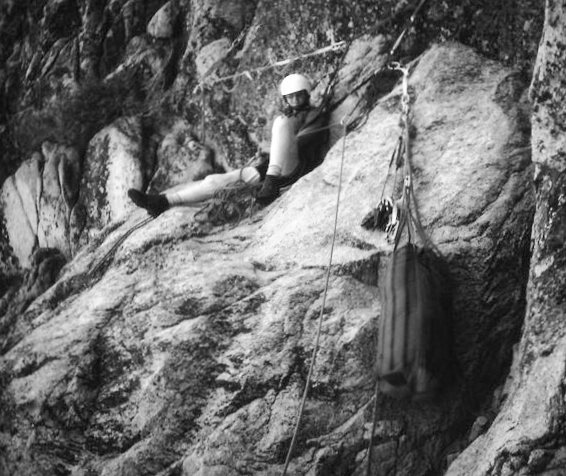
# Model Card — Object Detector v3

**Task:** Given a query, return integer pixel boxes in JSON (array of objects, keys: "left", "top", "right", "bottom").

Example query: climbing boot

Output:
[
  {"left": 256, "top": 175, "right": 281, "bottom": 206},
  {"left": 128, "top": 189, "right": 169, "bottom": 217}
]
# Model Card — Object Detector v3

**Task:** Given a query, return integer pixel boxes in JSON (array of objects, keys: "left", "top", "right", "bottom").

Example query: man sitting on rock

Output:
[{"left": 127, "top": 73, "right": 330, "bottom": 216}]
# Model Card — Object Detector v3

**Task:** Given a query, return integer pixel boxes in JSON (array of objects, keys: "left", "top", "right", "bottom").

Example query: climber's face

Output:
[{"left": 284, "top": 90, "right": 309, "bottom": 110}]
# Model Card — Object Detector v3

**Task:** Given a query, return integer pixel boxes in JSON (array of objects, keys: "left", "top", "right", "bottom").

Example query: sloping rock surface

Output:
[{"left": 0, "top": 43, "right": 534, "bottom": 475}]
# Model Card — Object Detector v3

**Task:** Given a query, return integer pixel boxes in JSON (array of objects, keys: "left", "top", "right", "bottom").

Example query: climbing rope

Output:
[
  {"left": 282, "top": 93, "right": 363, "bottom": 473},
  {"left": 200, "top": 87, "right": 207, "bottom": 142},
  {"left": 194, "top": 40, "right": 348, "bottom": 93},
  {"left": 388, "top": 61, "right": 443, "bottom": 255},
  {"left": 365, "top": 378, "right": 382, "bottom": 476},
  {"left": 281, "top": 119, "right": 348, "bottom": 475},
  {"left": 195, "top": 0, "right": 431, "bottom": 158},
  {"left": 193, "top": 169, "right": 261, "bottom": 226},
  {"left": 195, "top": 37, "right": 348, "bottom": 147},
  {"left": 280, "top": 3, "right": 433, "bottom": 471},
  {"left": 90, "top": 215, "right": 155, "bottom": 276}
]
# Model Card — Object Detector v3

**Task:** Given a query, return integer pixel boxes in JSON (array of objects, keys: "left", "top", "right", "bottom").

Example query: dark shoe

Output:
[
  {"left": 256, "top": 175, "right": 281, "bottom": 206},
  {"left": 128, "top": 189, "right": 169, "bottom": 217}
]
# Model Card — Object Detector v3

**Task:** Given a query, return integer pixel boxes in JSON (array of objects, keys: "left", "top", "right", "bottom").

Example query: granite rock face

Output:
[
  {"left": 149, "top": 118, "right": 216, "bottom": 192},
  {"left": 0, "top": 43, "right": 535, "bottom": 475},
  {"left": 71, "top": 116, "right": 145, "bottom": 251},
  {"left": 2, "top": 0, "right": 563, "bottom": 475},
  {"left": 447, "top": 1, "right": 566, "bottom": 473},
  {"left": 1, "top": 144, "right": 80, "bottom": 267},
  {"left": 0, "top": 0, "right": 542, "bottom": 268}
]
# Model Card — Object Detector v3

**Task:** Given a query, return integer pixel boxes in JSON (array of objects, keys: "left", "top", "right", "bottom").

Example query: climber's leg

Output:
[
  {"left": 165, "top": 167, "right": 260, "bottom": 205},
  {"left": 128, "top": 167, "right": 260, "bottom": 214}
]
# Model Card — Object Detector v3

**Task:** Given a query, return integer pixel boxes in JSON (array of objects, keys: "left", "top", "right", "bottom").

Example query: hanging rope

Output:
[
  {"left": 364, "top": 378, "right": 382, "bottom": 476},
  {"left": 281, "top": 117, "right": 348, "bottom": 475},
  {"left": 200, "top": 87, "right": 207, "bottom": 143},
  {"left": 281, "top": 92, "right": 365, "bottom": 472},
  {"left": 195, "top": 37, "right": 348, "bottom": 157}
]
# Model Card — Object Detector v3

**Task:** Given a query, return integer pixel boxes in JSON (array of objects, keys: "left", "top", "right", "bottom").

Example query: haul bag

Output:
[{"left": 377, "top": 244, "right": 452, "bottom": 398}]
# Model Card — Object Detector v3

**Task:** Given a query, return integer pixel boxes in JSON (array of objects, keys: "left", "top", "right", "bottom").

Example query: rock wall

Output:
[
  {"left": 0, "top": 0, "right": 543, "bottom": 272},
  {"left": 2, "top": 0, "right": 564, "bottom": 475},
  {"left": 0, "top": 42, "right": 535, "bottom": 475},
  {"left": 0, "top": 144, "right": 80, "bottom": 267},
  {"left": 447, "top": 0, "right": 566, "bottom": 473}
]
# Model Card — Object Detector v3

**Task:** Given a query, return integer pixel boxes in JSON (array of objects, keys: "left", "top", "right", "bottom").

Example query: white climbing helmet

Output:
[{"left": 280, "top": 73, "right": 311, "bottom": 96}]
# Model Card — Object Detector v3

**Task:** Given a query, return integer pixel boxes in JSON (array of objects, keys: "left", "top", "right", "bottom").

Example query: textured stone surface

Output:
[
  {"left": 73, "top": 116, "right": 145, "bottom": 249},
  {"left": 147, "top": 0, "right": 178, "bottom": 39},
  {"left": 195, "top": 37, "right": 232, "bottom": 79},
  {"left": 37, "top": 142, "right": 81, "bottom": 259},
  {"left": 149, "top": 118, "right": 216, "bottom": 192},
  {"left": 1, "top": 143, "right": 81, "bottom": 267},
  {"left": 0, "top": 0, "right": 561, "bottom": 474},
  {"left": 0, "top": 43, "right": 535, "bottom": 476},
  {"left": 0, "top": 247, "right": 66, "bottom": 342},
  {"left": 0, "top": 175, "right": 37, "bottom": 268},
  {"left": 447, "top": 1, "right": 566, "bottom": 473},
  {"left": 14, "top": 154, "right": 42, "bottom": 236}
]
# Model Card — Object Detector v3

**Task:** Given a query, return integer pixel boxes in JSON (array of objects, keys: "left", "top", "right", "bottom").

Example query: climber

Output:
[{"left": 127, "top": 73, "right": 330, "bottom": 216}]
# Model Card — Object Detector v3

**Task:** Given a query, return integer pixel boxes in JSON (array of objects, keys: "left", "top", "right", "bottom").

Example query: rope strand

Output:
[
  {"left": 195, "top": 41, "right": 347, "bottom": 92},
  {"left": 90, "top": 215, "right": 155, "bottom": 276},
  {"left": 281, "top": 122, "right": 348, "bottom": 475}
]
